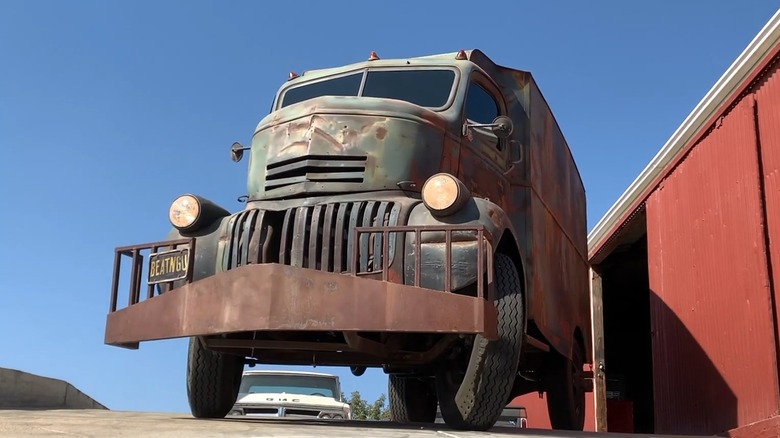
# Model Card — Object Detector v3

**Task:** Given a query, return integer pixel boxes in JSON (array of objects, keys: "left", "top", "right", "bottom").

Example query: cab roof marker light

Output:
[
  {"left": 288, "top": 71, "right": 299, "bottom": 81},
  {"left": 455, "top": 50, "right": 468, "bottom": 60},
  {"left": 368, "top": 51, "right": 380, "bottom": 61}
]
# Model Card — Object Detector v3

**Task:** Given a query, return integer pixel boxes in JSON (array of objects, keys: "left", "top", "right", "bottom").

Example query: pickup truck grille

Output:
[
  {"left": 265, "top": 155, "right": 368, "bottom": 191},
  {"left": 224, "top": 201, "right": 400, "bottom": 274}
]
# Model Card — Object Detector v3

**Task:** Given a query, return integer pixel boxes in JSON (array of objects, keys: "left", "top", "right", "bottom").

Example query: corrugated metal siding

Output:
[
  {"left": 755, "top": 57, "right": 780, "bottom": 359},
  {"left": 645, "top": 95, "right": 779, "bottom": 435}
]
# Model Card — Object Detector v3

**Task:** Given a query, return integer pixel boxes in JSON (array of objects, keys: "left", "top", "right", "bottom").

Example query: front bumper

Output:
[
  {"left": 228, "top": 404, "right": 348, "bottom": 419},
  {"left": 105, "top": 224, "right": 497, "bottom": 349}
]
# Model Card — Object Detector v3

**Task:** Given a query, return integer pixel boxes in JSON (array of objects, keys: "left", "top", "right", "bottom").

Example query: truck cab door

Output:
[{"left": 457, "top": 75, "right": 510, "bottom": 202}]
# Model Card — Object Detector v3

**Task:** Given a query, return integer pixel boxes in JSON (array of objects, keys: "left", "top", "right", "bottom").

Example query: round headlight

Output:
[
  {"left": 169, "top": 194, "right": 201, "bottom": 230},
  {"left": 421, "top": 173, "right": 471, "bottom": 216}
]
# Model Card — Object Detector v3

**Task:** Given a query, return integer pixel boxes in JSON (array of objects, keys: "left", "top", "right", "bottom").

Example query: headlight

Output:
[
  {"left": 169, "top": 194, "right": 201, "bottom": 230},
  {"left": 167, "top": 194, "right": 231, "bottom": 233},
  {"left": 421, "top": 173, "right": 471, "bottom": 216}
]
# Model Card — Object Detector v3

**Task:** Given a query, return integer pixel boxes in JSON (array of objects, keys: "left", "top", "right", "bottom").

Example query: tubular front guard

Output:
[{"left": 105, "top": 225, "right": 498, "bottom": 349}]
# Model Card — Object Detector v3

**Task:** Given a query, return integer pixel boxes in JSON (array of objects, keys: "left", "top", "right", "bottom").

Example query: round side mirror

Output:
[
  {"left": 231, "top": 142, "right": 245, "bottom": 162},
  {"left": 491, "top": 115, "right": 514, "bottom": 139}
]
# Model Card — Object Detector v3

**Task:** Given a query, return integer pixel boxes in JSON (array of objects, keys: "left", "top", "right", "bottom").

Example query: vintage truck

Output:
[
  {"left": 106, "top": 49, "right": 592, "bottom": 432},
  {"left": 228, "top": 370, "right": 351, "bottom": 420}
]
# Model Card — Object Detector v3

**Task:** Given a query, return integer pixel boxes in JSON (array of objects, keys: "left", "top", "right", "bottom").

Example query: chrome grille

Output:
[
  {"left": 280, "top": 201, "right": 400, "bottom": 273},
  {"left": 222, "top": 209, "right": 269, "bottom": 270},
  {"left": 224, "top": 201, "right": 400, "bottom": 274}
]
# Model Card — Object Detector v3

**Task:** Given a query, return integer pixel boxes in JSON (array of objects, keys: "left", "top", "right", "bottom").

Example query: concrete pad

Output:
[{"left": 0, "top": 409, "right": 706, "bottom": 438}]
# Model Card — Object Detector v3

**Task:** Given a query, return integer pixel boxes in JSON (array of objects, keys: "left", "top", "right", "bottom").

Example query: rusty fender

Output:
[
  {"left": 161, "top": 208, "right": 231, "bottom": 287},
  {"left": 404, "top": 196, "right": 522, "bottom": 293}
]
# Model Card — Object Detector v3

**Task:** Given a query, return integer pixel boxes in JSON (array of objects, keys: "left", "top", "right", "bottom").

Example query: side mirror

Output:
[
  {"left": 231, "top": 142, "right": 251, "bottom": 162},
  {"left": 462, "top": 115, "right": 514, "bottom": 139},
  {"left": 490, "top": 115, "right": 514, "bottom": 139}
]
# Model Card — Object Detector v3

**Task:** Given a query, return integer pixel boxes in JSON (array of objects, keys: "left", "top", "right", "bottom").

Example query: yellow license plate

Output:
[{"left": 148, "top": 248, "right": 190, "bottom": 284}]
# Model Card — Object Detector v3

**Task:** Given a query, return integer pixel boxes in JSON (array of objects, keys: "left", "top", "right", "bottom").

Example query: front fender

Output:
[
  {"left": 161, "top": 214, "right": 232, "bottom": 290},
  {"left": 403, "top": 197, "right": 520, "bottom": 292}
]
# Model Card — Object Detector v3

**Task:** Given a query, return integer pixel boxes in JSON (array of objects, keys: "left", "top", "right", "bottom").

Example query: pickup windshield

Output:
[
  {"left": 239, "top": 374, "right": 338, "bottom": 398},
  {"left": 280, "top": 69, "right": 456, "bottom": 109}
]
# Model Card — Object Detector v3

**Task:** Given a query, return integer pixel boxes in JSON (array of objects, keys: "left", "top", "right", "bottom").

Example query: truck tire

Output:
[
  {"left": 186, "top": 336, "right": 244, "bottom": 418},
  {"left": 435, "top": 252, "right": 524, "bottom": 431},
  {"left": 544, "top": 336, "right": 586, "bottom": 430},
  {"left": 388, "top": 375, "right": 437, "bottom": 423}
]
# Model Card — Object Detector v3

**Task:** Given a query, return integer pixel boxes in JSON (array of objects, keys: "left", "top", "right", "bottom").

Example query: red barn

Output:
[{"left": 511, "top": 8, "right": 780, "bottom": 437}]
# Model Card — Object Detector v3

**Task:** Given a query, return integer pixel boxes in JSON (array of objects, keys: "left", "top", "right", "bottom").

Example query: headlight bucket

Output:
[
  {"left": 168, "top": 193, "right": 230, "bottom": 233},
  {"left": 421, "top": 173, "right": 471, "bottom": 217}
]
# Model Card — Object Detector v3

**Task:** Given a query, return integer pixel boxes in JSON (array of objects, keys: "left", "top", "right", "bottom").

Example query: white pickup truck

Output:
[{"left": 228, "top": 370, "right": 351, "bottom": 420}]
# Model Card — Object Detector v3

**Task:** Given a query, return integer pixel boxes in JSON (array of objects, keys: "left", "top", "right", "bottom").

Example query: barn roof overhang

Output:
[{"left": 587, "top": 8, "right": 780, "bottom": 266}]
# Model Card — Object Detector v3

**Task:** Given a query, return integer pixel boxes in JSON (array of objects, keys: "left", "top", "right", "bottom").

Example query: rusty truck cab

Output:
[{"left": 106, "top": 49, "right": 591, "bottom": 432}]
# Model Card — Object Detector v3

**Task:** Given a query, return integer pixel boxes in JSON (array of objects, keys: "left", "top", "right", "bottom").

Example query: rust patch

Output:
[
  {"left": 105, "top": 263, "right": 498, "bottom": 347},
  {"left": 376, "top": 126, "right": 387, "bottom": 140}
]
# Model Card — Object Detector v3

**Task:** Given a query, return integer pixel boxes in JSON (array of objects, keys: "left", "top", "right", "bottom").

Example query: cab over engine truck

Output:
[{"left": 105, "top": 49, "right": 592, "bottom": 432}]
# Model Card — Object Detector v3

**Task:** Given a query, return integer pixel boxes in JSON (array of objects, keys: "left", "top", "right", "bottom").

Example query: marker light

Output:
[
  {"left": 368, "top": 51, "right": 380, "bottom": 61},
  {"left": 455, "top": 50, "right": 468, "bottom": 60}
]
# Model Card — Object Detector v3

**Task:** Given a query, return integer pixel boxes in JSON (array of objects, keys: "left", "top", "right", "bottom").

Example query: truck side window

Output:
[
  {"left": 465, "top": 81, "right": 505, "bottom": 162},
  {"left": 466, "top": 83, "right": 499, "bottom": 125}
]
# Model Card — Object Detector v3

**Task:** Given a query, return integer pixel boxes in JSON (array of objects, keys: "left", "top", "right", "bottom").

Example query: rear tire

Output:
[
  {"left": 544, "top": 336, "right": 586, "bottom": 430},
  {"left": 435, "top": 252, "right": 524, "bottom": 431},
  {"left": 388, "top": 375, "right": 437, "bottom": 423},
  {"left": 186, "top": 336, "right": 245, "bottom": 418}
]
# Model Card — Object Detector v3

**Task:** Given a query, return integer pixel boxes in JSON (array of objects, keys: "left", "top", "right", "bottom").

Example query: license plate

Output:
[{"left": 148, "top": 248, "right": 191, "bottom": 284}]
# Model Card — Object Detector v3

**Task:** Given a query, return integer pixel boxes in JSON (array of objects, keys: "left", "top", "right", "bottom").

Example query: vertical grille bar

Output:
[
  {"left": 291, "top": 206, "right": 310, "bottom": 267},
  {"left": 334, "top": 203, "right": 348, "bottom": 273},
  {"left": 239, "top": 209, "right": 258, "bottom": 266},
  {"left": 360, "top": 201, "right": 376, "bottom": 272},
  {"left": 222, "top": 215, "right": 238, "bottom": 270},
  {"left": 373, "top": 202, "right": 389, "bottom": 273},
  {"left": 308, "top": 205, "right": 323, "bottom": 269},
  {"left": 346, "top": 202, "right": 364, "bottom": 272},
  {"left": 247, "top": 210, "right": 266, "bottom": 264},
  {"left": 321, "top": 203, "right": 335, "bottom": 272},
  {"left": 231, "top": 211, "right": 247, "bottom": 268},
  {"left": 279, "top": 208, "right": 294, "bottom": 265},
  {"left": 388, "top": 204, "right": 400, "bottom": 261}
]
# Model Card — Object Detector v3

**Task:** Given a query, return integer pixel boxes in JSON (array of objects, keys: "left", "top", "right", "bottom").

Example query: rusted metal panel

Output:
[
  {"left": 106, "top": 224, "right": 498, "bottom": 349},
  {"left": 646, "top": 95, "right": 779, "bottom": 435},
  {"left": 522, "top": 76, "right": 591, "bottom": 363},
  {"left": 105, "top": 262, "right": 498, "bottom": 347},
  {"left": 754, "top": 57, "right": 780, "bottom": 364}
]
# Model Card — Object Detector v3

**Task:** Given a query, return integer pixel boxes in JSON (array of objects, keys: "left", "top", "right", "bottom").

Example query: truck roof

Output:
[{"left": 291, "top": 49, "right": 529, "bottom": 84}]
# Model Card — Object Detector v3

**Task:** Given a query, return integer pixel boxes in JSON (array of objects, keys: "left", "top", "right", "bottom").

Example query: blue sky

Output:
[{"left": 0, "top": 0, "right": 777, "bottom": 413}]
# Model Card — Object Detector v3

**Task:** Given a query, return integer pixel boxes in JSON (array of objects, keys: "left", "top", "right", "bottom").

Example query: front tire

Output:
[
  {"left": 186, "top": 336, "right": 245, "bottom": 418},
  {"left": 435, "top": 252, "right": 525, "bottom": 431},
  {"left": 388, "top": 375, "right": 437, "bottom": 423}
]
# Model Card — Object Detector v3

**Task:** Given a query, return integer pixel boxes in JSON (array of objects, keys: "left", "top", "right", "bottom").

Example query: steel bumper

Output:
[{"left": 104, "top": 263, "right": 498, "bottom": 348}]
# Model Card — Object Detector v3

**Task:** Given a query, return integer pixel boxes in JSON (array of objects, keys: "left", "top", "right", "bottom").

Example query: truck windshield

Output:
[
  {"left": 280, "top": 69, "right": 456, "bottom": 109},
  {"left": 238, "top": 374, "right": 338, "bottom": 398}
]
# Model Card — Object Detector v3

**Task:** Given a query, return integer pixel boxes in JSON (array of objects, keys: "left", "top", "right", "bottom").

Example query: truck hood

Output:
[
  {"left": 234, "top": 392, "right": 348, "bottom": 409},
  {"left": 246, "top": 96, "right": 455, "bottom": 200}
]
